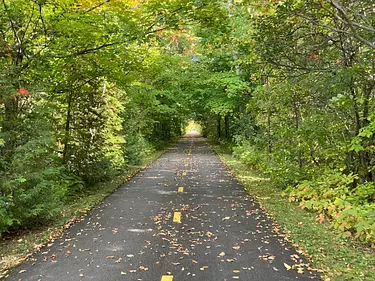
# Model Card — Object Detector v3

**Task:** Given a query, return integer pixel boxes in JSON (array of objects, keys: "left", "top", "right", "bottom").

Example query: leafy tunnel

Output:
[{"left": 1, "top": 0, "right": 375, "bottom": 253}]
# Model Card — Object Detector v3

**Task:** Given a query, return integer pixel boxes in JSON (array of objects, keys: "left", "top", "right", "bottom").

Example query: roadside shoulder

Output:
[
  {"left": 0, "top": 149, "right": 166, "bottom": 279},
  {"left": 211, "top": 144, "right": 375, "bottom": 281}
]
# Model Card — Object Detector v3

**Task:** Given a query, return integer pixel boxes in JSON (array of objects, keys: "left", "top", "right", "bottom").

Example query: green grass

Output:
[
  {"left": 0, "top": 149, "right": 165, "bottom": 279},
  {"left": 213, "top": 145, "right": 375, "bottom": 281}
]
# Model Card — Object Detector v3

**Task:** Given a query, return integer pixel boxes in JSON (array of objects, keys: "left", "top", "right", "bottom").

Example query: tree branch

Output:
[
  {"left": 85, "top": 0, "right": 110, "bottom": 13},
  {"left": 60, "top": 27, "right": 167, "bottom": 58},
  {"left": 295, "top": 13, "right": 350, "bottom": 34},
  {"left": 330, "top": 1, "right": 375, "bottom": 49},
  {"left": 73, "top": 42, "right": 119, "bottom": 56},
  {"left": 35, "top": 1, "right": 48, "bottom": 47},
  {"left": 2, "top": 0, "right": 22, "bottom": 49}
]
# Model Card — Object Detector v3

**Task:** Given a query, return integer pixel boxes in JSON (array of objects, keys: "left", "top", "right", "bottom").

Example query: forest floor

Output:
[{"left": 3, "top": 134, "right": 321, "bottom": 281}]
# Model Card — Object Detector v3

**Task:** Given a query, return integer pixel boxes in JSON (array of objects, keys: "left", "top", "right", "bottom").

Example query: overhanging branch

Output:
[{"left": 330, "top": 0, "right": 375, "bottom": 49}]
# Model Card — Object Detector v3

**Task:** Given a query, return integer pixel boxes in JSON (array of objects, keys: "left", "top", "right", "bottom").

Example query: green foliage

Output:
[
  {"left": 0, "top": 120, "right": 68, "bottom": 233},
  {"left": 0, "top": 0, "right": 198, "bottom": 235},
  {"left": 232, "top": 136, "right": 266, "bottom": 171},
  {"left": 288, "top": 171, "right": 375, "bottom": 244},
  {"left": 191, "top": 0, "right": 375, "bottom": 247},
  {"left": 217, "top": 146, "right": 375, "bottom": 281},
  {"left": 1, "top": 0, "right": 375, "bottom": 259}
]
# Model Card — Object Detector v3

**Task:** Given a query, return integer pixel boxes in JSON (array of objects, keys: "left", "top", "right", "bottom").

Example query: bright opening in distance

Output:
[{"left": 185, "top": 120, "right": 201, "bottom": 136}]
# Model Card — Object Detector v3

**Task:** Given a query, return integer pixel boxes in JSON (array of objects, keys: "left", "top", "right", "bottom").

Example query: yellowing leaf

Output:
[{"left": 284, "top": 263, "right": 291, "bottom": 270}]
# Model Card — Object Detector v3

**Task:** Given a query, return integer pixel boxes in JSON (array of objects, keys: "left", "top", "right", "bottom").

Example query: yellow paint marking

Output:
[
  {"left": 178, "top": 187, "right": 184, "bottom": 193},
  {"left": 161, "top": 276, "right": 173, "bottom": 281},
  {"left": 173, "top": 212, "right": 181, "bottom": 223},
  {"left": 184, "top": 163, "right": 189, "bottom": 167}
]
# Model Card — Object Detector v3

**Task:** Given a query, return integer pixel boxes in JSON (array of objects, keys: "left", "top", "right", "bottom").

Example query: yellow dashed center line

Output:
[
  {"left": 162, "top": 145, "right": 190, "bottom": 281},
  {"left": 173, "top": 212, "right": 181, "bottom": 223}
]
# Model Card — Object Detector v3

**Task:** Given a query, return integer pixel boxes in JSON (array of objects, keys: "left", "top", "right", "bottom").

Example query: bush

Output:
[
  {"left": 232, "top": 136, "right": 267, "bottom": 171},
  {"left": 124, "top": 134, "right": 154, "bottom": 166},
  {"left": 0, "top": 129, "right": 68, "bottom": 235},
  {"left": 287, "top": 171, "right": 375, "bottom": 244}
]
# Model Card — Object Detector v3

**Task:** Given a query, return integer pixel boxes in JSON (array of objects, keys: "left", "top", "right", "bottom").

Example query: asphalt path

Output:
[{"left": 6, "top": 133, "right": 321, "bottom": 281}]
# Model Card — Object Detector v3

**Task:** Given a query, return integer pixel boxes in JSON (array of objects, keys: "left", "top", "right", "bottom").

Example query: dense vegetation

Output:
[{"left": 1, "top": 0, "right": 375, "bottom": 246}]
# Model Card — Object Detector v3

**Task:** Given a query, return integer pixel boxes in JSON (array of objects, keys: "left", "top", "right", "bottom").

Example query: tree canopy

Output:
[{"left": 1, "top": 0, "right": 375, "bottom": 245}]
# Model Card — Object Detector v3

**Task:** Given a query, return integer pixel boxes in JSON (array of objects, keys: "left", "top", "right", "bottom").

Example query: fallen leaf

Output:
[
  {"left": 139, "top": 266, "right": 149, "bottom": 271},
  {"left": 200, "top": 266, "right": 208, "bottom": 271},
  {"left": 284, "top": 263, "right": 291, "bottom": 270}
]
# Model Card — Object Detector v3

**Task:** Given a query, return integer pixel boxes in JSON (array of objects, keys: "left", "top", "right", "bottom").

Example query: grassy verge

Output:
[
  {"left": 0, "top": 149, "right": 165, "bottom": 279},
  {"left": 213, "top": 145, "right": 375, "bottom": 281}
]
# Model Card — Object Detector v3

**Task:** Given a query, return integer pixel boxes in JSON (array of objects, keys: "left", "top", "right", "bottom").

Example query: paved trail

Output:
[{"left": 6, "top": 134, "right": 321, "bottom": 281}]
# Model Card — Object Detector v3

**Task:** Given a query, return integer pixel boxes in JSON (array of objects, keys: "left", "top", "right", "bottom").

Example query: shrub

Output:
[
  {"left": 287, "top": 171, "right": 375, "bottom": 244},
  {"left": 232, "top": 136, "right": 267, "bottom": 171},
  {"left": 0, "top": 129, "right": 68, "bottom": 235}
]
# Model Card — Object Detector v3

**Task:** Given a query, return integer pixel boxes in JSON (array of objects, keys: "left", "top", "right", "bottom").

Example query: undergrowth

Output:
[
  {"left": 214, "top": 144, "right": 375, "bottom": 281},
  {"left": 0, "top": 149, "right": 165, "bottom": 279}
]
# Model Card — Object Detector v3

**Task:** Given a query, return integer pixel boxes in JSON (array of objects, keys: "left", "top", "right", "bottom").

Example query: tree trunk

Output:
[
  {"left": 2, "top": 96, "right": 19, "bottom": 157},
  {"left": 217, "top": 115, "right": 221, "bottom": 142},
  {"left": 224, "top": 115, "right": 230, "bottom": 140},
  {"left": 267, "top": 111, "right": 272, "bottom": 158},
  {"left": 292, "top": 93, "right": 303, "bottom": 169},
  {"left": 62, "top": 91, "right": 73, "bottom": 163}
]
